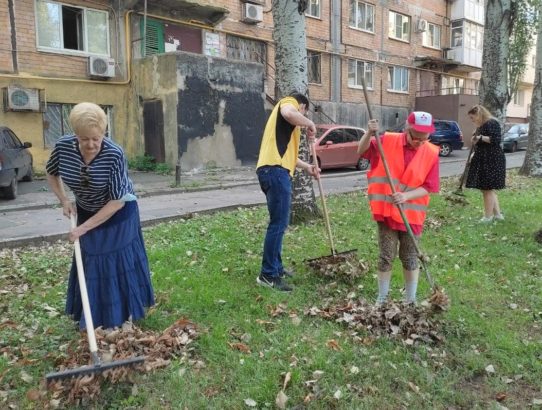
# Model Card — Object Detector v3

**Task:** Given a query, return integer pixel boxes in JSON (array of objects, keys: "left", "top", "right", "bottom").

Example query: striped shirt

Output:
[{"left": 46, "top": 135, "right": 135, "bottom": 212}]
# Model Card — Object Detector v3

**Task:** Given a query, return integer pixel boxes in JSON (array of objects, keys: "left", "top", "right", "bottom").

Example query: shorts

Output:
[{"left": 377, "top": 222, "right": 419, "bottom": 271}]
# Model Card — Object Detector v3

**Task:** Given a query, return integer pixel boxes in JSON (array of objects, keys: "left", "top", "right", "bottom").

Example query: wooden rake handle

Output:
[{"left": 311, "top": 142, "right": 336, "bottom": 256}]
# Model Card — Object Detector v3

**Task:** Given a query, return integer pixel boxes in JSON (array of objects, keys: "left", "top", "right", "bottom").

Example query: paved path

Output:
[{"left": 0, "top": 150, "right": 526, "bottom": 248}]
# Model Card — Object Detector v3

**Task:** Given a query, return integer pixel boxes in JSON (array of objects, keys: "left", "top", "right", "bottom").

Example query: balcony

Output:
[
  {"left": 446, "top": 47, "right": 482, "bottom": 70},
  {"left": 450, "top": 0, "right": 485, "bottom": 25}
]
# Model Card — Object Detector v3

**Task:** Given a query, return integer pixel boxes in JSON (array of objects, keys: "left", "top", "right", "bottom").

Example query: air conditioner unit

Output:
[
  {"left": 88, "top": 56, "right": 116, "bottom": 78},
  {"left": 242, "top": 3, "right": 263, "bottom": 24},
  {"left": 417, "top": 18, "right": 428, "bottom": 32},
  {"left": 5, "top": 86, "right": 41, "bottom": 112}
]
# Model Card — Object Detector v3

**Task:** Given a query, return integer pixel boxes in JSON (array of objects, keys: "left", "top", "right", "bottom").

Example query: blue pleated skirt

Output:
[{"left": 66, "top": 201, "right": 155, "bottom": 330}]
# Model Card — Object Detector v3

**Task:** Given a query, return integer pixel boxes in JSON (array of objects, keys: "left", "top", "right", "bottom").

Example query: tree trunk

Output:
[
  {"left": 272, "top": 0, "right": 320, "bottom": 223},
  {"left": 479, "top": 0, "right": 513, "bottom": 122},
  {"left": 519, "top": 17, "right": 542, "bottom": 177}
]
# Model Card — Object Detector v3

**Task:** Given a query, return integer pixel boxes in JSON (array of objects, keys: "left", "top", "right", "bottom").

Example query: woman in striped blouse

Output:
[{"left": 46, "top": 102, "right": 154, "bottom": 330}]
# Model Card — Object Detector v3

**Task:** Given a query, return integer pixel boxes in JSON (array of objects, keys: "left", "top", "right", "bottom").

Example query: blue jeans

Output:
[{"left": 257, "top": 166, "right": 292, "bottom": 278}]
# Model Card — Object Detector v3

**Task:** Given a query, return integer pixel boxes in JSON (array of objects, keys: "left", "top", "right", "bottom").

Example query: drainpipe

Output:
[
  {"left": 330, "top": 0, "right": 341, "bottom": 103},
  {"left": 8, "top": 0, "right": 18, "bottom": 73}
]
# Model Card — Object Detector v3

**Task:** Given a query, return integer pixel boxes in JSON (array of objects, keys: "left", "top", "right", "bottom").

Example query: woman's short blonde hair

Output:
[
  {"left": 69, "top": 102, "right": 107, "bottom": 136},
  {"left": 467, "top": 104, "right": 493, "bottom": 124}
]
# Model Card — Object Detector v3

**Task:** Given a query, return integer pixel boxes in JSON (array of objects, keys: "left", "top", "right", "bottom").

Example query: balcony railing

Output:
[{"left": 416, "top": 88, "right": 480, "bottom": 97}]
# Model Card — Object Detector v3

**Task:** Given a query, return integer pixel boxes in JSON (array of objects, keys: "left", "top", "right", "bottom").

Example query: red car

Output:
[{"left": 313, "top": 124, "right": 369, "bottom": 170}]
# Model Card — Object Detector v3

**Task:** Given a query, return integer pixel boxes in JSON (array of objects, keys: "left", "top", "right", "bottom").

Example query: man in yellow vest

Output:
[
  {"left": 256, "top": 92, "right": 319, "bottom": 292},
  {"left": 357, "top": 112, "right": 440, "bottom": 305}
]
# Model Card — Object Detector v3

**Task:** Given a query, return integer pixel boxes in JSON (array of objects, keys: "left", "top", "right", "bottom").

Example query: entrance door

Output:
[{"left": 143, "top": 99, "right": 165, "bottom": 163}]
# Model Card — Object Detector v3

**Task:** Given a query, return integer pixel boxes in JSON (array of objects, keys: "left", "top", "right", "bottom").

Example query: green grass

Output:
[{"left": 1, "top": 171, "right": 541, "bottom": 409}]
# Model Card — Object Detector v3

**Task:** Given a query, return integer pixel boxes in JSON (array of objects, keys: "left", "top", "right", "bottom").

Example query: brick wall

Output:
[
  {"left": 0, "top": 0, "right": 14, "bottom": 72},
  {"left": 14, "top": 0, "right": 113, "bottom": 78}
]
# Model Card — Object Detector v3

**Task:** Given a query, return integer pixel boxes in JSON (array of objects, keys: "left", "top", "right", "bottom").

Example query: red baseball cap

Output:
[{"left": 407, "top": 111, "right": 435, "bottom": 133}]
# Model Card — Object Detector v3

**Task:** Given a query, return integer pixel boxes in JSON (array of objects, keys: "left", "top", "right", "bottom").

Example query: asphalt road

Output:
[{"left": 0, "top": 149, "right": 527, "bottom": 247}]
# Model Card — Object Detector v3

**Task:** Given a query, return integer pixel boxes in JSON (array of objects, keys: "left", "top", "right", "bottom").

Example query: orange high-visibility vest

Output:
[{"left": 367, "top": 132, "right": 439, "bottom": 226}]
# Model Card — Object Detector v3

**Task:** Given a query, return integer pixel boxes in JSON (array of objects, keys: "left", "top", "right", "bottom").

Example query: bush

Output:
[{"left": 128, "top": 155, "right": 156, "bottom": 172}]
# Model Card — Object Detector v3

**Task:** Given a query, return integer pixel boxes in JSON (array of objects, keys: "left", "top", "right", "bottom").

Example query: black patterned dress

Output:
[{"left": 466, "top": 118, "right": 506, "bottom": 190}]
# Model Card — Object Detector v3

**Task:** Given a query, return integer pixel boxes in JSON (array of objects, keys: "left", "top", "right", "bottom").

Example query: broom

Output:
[
  {"left": 46, "top": 214, "right": 144, "bottom": 382},
  {"left": 359, "top": 77, "right": 449, "bottom": 310}
]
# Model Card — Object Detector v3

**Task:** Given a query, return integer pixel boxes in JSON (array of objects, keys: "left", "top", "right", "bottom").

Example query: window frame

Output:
[
  {"left": 43, "top": 103, "right": 113, "bottom": 148},
  {"left": 422, "top": 22, "right": 441, "bottom": 49},
  {"left": 513, "top": 90, "right": 525, "bottom": 106},
  {"left": 34, "top": 0, "right": 110, "bottom": 57},
  {"left": 387, "top": 66, "right": 409, "bottom": 93},
  {"left": 349, "top": 0, "right": 375, "bottom": 33},
  {"left": 389, "top": 10, "right": 411, "bottom": 43},
  {"left": 347, "top": 59, "right": 374, "bottom": 89},
  {"left": 305, "top": 0, "right": 321, "bottom": 19},
  {"left": 307, "top": 51, "right": 322, "bottom": 85}
]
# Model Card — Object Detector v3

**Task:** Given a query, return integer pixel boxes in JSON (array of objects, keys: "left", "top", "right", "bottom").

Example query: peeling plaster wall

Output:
[
  {"left": 175, "top": 52, "right": 266, "bottom": 170},
  {"left": 133, "top": 54, "right": 179, "bottom": 165}
]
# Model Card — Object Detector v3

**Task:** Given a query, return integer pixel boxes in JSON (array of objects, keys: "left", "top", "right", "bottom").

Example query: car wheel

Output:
[
  {"left": 511, "top": 142, "right": 518, "bottom": 153},
  {"left": 356, "top": 158, "right": 369, "bottom": 171},
  {"left": 22, "top": 165, "right": 33, "bottom": 182},
  {"left": 3, "top": 176, "right": 18, "bottom": 200},
  {"left": 439, "top": 143, "right": 452, "bottom": 157}
]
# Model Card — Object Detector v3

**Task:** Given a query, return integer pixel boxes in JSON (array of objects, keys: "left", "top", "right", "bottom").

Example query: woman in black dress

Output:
[{"left": 465, "top": 105, "right": 506, "bottom": 222}]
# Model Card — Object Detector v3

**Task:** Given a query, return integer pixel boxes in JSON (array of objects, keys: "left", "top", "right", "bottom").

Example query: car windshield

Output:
[{"left": 506, "top": 124, "right": 522, "bottom": 134}]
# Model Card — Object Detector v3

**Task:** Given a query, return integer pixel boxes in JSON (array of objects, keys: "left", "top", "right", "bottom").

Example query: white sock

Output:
[
  {"left": 405, "top": 280, "right": 418, "bottom": 303},
  {"left": 377, "top": 271, "right": 392, "bottom": 303}
]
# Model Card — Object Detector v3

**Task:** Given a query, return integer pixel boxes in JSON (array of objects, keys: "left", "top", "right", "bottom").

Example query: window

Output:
[
  {"left": 349, "top": 1, "right": 375, "bottom": 32},
  {"left": 36, "top": 0, "right": 109, "bottom": 55},
  {"left": 306, "top": 0, "right": 320, "bottom": 18},
  {"left": 307, "top": 51, "right": 321, "bottom": 84},
  {"left": 423, "top": 23, "right": 441, "bottom": 49},
  {"left": 389, "top": 11, "right": 410, "bottom": 42},
  {"left": 513, "top": 90, "right": 525, "bottom": 106},
  {"left": 348, "top": 59, "right": 373, "bottom": 89},
  {"left": 441, "top": 76, "right": 464, "bottom": 95},
  {"left": 388, "top": 66, "right": 409, "bottom": 92},
  {"left": 43, "top": 103, "right": 113, "bottom": 148},
  {"left": 532, "top": 55, "right": 536, "bottom": 67},
  {"left": 451, "top": 20, "right": 483, "bottom": 49},
  {"left": 142, "top": 19, "right": 165, "bottom": 56},
  {"left": 1, "top": 129, "right": 23, "bottom": 149},
  {"left": 226, "top": 35, "right": 266, "bottom": 66},
  {"left": 322, "top": 130, "right": 344, "bottom": 145},
  {"left": 344, "top": 129, "right": 360, "bottom": 142}
]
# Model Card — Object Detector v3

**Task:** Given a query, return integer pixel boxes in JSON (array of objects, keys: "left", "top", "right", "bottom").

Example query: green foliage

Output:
[
  {"left": 508, "top": 0, "right": 540, "bottom": 99},
  {"left": 128, "top": 154, "right": 156, "bottom": 171},
  {"left": 129, "top": 154, "right": 171, "bottom": 174},
  {"left": 1, "top": 172, "right": 542, "bottom": 408}
]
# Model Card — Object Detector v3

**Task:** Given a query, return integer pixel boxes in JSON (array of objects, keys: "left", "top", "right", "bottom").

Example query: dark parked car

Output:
[
  {"left": 0, "top": 126, "right": 33, "bottom": 199},
  {"left": 429, "top": 120, "right": 464, "bottom": 157},
  {"left": 502, "top": 123, "right": 529, "bottom": 152},
  {"left": 388, "top": 119, "right": 463, "bottom": 157}
]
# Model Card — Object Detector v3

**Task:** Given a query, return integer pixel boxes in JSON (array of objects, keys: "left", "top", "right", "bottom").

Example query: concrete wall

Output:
[
  {"left": 415, "top": 94, "right": 479, "bottom": 146},
  {"left": 133, "top": 53, "right": 179, "bottom": 166},
  {"left": 175, "top": 52, "right": 266, "bottom": 170}
]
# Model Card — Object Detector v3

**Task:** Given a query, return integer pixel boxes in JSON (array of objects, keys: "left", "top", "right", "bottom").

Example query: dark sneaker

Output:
[
  {"left": 279, "top": 269, "right": 294, "bottom": 278},
  {"left": 256, "top": 274, "right": 293, "bottom": 292}
]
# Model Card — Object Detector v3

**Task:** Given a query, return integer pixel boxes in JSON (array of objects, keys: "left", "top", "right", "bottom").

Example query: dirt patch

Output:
[
  {"left": 443, "top": 191, "right": 469, "bottom": 206},
  {"left": 36, "top": 318, "right": 198, "bottom": 407},
  {"left": 306, "top": 252, "right": 369, "bottom": 283},
  {"left": 534, "top": 229, "right": 542, "bottom": 244},
  {"left": 305, "top": 299, "right": 445, "bottom": 344}
]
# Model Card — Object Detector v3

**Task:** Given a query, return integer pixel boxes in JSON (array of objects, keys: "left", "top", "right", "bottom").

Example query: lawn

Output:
[{"left": 1, "top": 171, "right": 541, "bottom": 409}]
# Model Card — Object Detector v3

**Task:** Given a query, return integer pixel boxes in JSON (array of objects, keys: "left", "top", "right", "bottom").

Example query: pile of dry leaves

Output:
[
  {"left": 37, "top": 318, "right": 197, "bottom": 407},
  {"left": 306, "top": 253, "right": 369, "bottom": 282},
  {"left": 306, "top": 299, "right": 444, "bottom": 344}
]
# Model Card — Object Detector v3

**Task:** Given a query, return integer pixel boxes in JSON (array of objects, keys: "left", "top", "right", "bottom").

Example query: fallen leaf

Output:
[
  {"left": 334, "top": 389, "right": 342, "bottom": 399},
  {"left": 276, "top": 390, "right": 288, "bottom": 409},
  {"left": 244, "top": 398, "right": 257, "bottom": 407},
  {"left": 20, "top": 370, "right": 33, "bottom": 383},
  {"left": 408, "top": 382, "right": 420, "bottom": 393},
  {"left": 326, "top": 339, "right": 341, "bottom": 351},
  {"left": 350, "top": 366, "right": 360, "bottom": 374},
  {"left": 26, "top": 389, "right": 41, "bottom": 401},
  {"left": 485, "top": 364, "right": 496, "bottom": 374},
  {"left": 313, "top": 370, "right": 324, "bottom": 379},
  {"left": 228, "top": 343, "right": 251, "bottom": 354},
  {"left": 533, "top": 398, "right": 542, "bottom": 405},
  {"left": 282, "top": 371, "right": 291, "bottom": 390},
  {"left": 496, "top": 392, "right": 507, "bottom": 402}
]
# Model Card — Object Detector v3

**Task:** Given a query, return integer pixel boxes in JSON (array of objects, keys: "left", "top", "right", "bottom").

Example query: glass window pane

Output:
[
  {"left": 360, "top": 4, "right": 366, "bottom": 29},
  {"left": 86, "top": 10, "right": 109, "bottom": 54},
  {"left": 348, "top": 60, "right": 356, "bottom": 86},
  {"left": 366, "top": 5, "right": 374, "bottom": 31},
  {"left": 349, "top": 0, "right": 356, "bottom": 26},
  {"left": 366, "top": 63, "right": 373, "bottom": 87},
  {"left": 388, "top": 67, "right": 394, "bottom": 89},
  {"left": 43, "top": 104, "right": 63, "bottom": 148},
  {"left": 357, "top": 61, "right": 364, "bottom": 86},
  {"left": 37, "top": 1, "right": 61, "bottom": 48}
]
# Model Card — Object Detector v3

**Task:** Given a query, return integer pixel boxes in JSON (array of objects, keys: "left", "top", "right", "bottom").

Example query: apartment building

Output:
[
  {"left": 507, "top": 43, "right": 536, "bottom": 124},
  {"left": 0, "top": 0, "right": 486, "bottom": 172}
]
